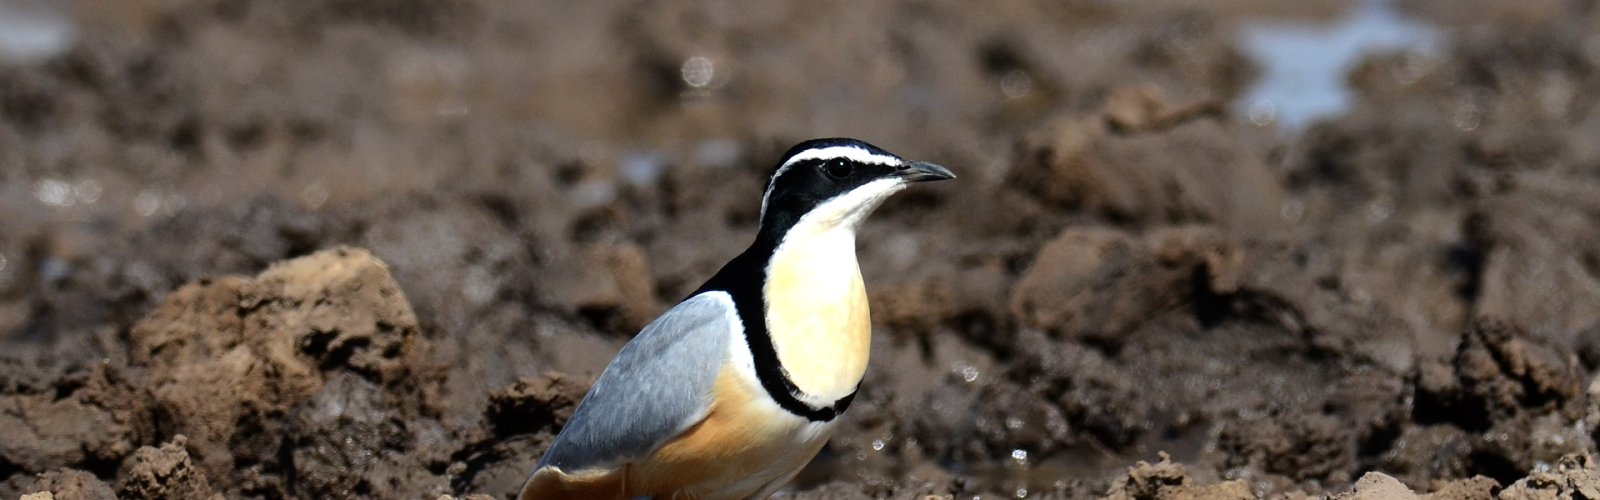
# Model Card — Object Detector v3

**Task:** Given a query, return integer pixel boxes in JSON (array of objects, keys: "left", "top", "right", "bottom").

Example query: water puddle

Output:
[
  {"left": 1235, "top": 0, "right": 1445, "bottom": 132},
  {"left": 0, "top": 0, "right": 76, "bottom": 63}
]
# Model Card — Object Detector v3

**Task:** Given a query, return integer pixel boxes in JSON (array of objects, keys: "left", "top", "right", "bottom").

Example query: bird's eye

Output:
[{"left": 822, "top": 159, "right": 853, "bottom": 180}]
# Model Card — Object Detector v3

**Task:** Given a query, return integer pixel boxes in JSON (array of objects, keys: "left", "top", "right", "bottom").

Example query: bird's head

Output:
[{"left": 756, "top": 138, "right": 954, "bottom": 242}]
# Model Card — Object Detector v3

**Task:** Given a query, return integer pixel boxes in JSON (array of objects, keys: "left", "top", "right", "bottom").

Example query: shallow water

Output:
[
  {"left": 0, "top": 0, "right": 74, "bottom": 63},
  {"left": 1236, "top": 0, "right": 1444, "bottom": 131}
]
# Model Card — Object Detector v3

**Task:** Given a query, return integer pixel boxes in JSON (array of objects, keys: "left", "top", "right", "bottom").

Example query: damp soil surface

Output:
[{"left": 4, "top": 1, "right": 1600, "bottom": 498}]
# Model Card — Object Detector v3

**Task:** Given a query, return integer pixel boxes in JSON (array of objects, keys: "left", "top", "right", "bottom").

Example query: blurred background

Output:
[{"left": 2, "top": 0, "right": 1599, "bottom": 498}]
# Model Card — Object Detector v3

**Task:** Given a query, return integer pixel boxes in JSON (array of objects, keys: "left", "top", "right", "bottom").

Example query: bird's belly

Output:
[{"left": 630, "top": 368, "right": 834, "bottom": 499}]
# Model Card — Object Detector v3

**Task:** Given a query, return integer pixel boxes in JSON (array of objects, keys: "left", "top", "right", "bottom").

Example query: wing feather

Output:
[{"left": 532, "top": 292, "right": 735, "bottom": 473}]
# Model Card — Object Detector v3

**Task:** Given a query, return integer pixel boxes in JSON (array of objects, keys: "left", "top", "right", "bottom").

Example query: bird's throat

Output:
[{"left": 762, "top": 226, "right": 871, "bottom": 404}]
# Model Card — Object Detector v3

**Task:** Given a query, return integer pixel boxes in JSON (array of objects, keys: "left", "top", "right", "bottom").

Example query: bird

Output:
[{"left": 519, "top": 138, "right": 955, "bottom": 500}]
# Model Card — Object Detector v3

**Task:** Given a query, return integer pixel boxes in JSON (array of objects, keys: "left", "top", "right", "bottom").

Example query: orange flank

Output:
[{"left": 521, "top": 369, "right": 831, "bottom": 500}]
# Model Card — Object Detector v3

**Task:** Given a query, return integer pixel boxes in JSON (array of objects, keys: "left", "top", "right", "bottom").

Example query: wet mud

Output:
[{"left": 3, "top": 0, "right": 1600, "bottom": 498}]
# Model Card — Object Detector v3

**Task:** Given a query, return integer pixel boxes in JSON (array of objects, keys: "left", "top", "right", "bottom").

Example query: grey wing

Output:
[{"left": 533, "top": 292, "right": 734, "bottom": 473}]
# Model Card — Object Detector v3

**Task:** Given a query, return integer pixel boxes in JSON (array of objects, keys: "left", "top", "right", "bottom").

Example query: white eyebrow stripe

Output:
[
  {"left": 761, "top": 146, "right": 902, "bottom": 221},
  {"left": 779, "top": 146, "right": 901, "bottom": 169}
]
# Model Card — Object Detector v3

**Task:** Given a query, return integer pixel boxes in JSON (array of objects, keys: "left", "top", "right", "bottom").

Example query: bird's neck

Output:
[
  {"left": 760, "top": 221, "right": 871, "bottom": 405},
  {"left": 702, "top": 183, "right": 904, "bottom": 419}
]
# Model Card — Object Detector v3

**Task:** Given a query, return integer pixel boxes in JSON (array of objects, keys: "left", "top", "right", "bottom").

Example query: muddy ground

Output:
[{"left": 3, "top": 0, "right": 1600, "bottom": 498}]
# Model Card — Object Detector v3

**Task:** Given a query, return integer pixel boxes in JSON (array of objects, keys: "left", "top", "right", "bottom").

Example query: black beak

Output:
[{"left": 895, "top": 161, "right": 956, "bottom": 182}]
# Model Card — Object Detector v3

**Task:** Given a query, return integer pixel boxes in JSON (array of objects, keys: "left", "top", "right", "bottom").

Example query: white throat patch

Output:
[{"left": 783, "top": 177, "right": 906, "bottom": 237}]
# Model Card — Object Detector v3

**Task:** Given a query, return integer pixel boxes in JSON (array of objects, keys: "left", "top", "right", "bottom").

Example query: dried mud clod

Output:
[
  {"left": 115, "top": 246, "right": 440, "bottom": 497},
  {"left": 1003, "top": 110, "right": 1283, "bottom": 231},
  {"left": 0, "top": 363, "right": 154, "bottom": 482},
  {"left": 1218, "top": 411, "right": 1356, "bottom": 484},
  {"left": 429, "top": 374, "right": 591, "bottom": 498},
  {"left": 1105, "top": 455, "right": 1251, "bottom": 500},
  {"left": 1415, "top": 319, "right": 1584, "bottom": 428},
  {"left": 487, "top": 373, "right": 589, "bottom": 439},
  {"left": 115, "top": 435, "right": 215, "bottom": 500},
  {"left": 128, "top": 245, "right": 423, "bottom": 382},
  {"left": 1330, "top": 472, "right": 1422, "bottom": 500},
  {"left": 1500, "top": 454, "right": 1600, "bottom": 500},
  {"left": 1009, "top": 227, "right": 1236, "bottom": 345},
  {"left": 15, "top": 469, "right": 117, "bottom": 500},
  {"left": 1408, "top": 319, "right": 1589, "bottom": 485}
]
